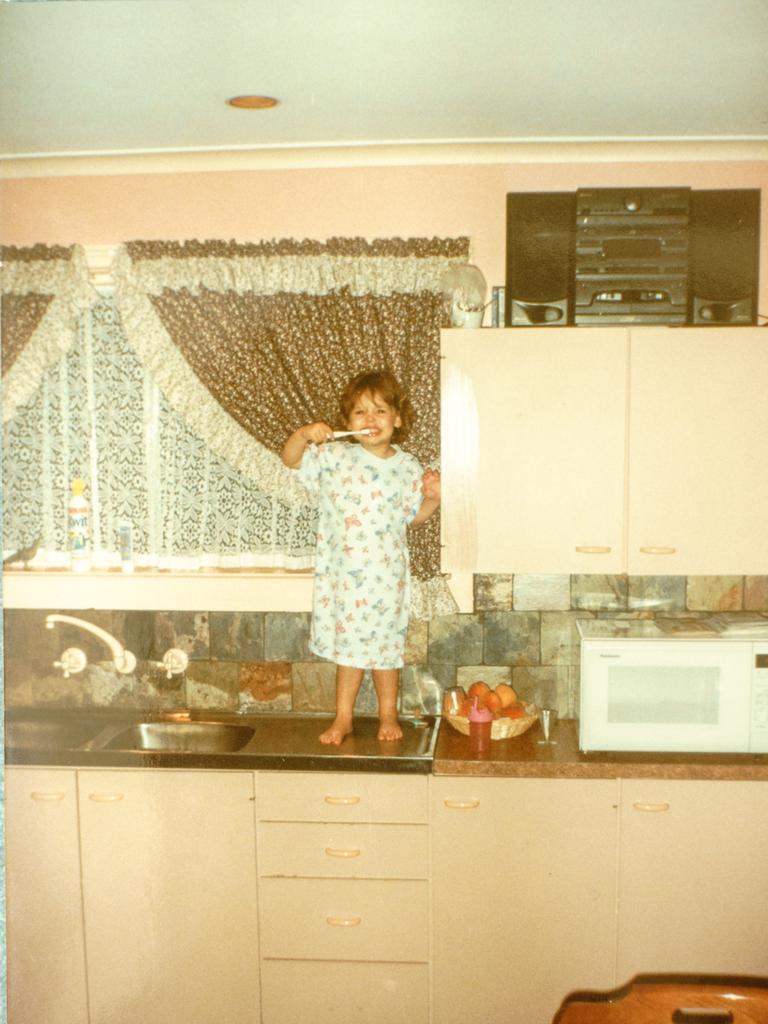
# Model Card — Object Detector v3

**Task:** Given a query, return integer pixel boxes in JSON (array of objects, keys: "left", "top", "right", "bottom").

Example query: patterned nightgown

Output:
[{"left": 296, "top": 441, "right": 424, "bottom": 670}]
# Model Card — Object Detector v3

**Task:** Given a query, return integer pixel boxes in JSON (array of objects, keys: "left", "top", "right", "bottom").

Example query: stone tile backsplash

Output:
[{"left": 5, "top": 574, "right": 768, "bottom": 719}]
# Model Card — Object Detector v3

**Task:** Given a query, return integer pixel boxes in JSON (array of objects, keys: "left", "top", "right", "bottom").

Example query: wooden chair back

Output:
[{"left": 554, "top": 975, "right": 768, "bottom": 1024}]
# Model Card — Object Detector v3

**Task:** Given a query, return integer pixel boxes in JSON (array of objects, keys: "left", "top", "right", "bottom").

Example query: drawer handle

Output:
[
  {"left": 324, "top": 795, "right": 360, "bottom": 806},
  {"left": 633, "top": 802, "right": 670, "bottom": 813},
  {"left": 639, "top": 546, "right": 676, "bottom": 555},
  {"left": 326, "top": 916, "right": 362, "bottom": 928},
  {"left": 31, "top": 791, "right": 66, "bottom": 802},
  {"left": 575, "top": 545, "right": 612, "bottom": 554},
  {"left": 673, "top": 1010, "right": 733, "bottom": 1024},
  {"left": 325, "top": 847, "right": 361, "bottom": 858},
  {"left": 88, "top": 793, "right": 124, "bottom": 802},
  {"left": 444, "top": 798, "right": 480, "bottom": 809}
]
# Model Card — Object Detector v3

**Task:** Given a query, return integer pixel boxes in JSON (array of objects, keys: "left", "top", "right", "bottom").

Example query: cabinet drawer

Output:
[
  {"left": 258, "top": 821, "right": 428, "bottom": 878},
  {"left": 260, "top": 960, "right": 429, "bottom": 1024},
  {"left": 259, "top": 878, "right": 428, "bottom": 961},
  {"left": 257, "top": 771, "right": 428, "bottom": 823}
]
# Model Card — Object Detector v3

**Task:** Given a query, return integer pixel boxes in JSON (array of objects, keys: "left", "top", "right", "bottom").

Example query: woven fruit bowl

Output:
[{"left": 445, "top": 703, "right": 539, "bottom": 741}]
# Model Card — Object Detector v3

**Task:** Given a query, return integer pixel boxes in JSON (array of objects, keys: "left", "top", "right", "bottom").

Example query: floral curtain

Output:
[{"left": 3, "top": 237, "right": 469, "bottom": 618}]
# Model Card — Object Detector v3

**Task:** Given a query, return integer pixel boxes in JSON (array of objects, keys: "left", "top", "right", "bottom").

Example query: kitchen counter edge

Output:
[{"left": 433, "top": 720, "right": 768, "bottom": 781}]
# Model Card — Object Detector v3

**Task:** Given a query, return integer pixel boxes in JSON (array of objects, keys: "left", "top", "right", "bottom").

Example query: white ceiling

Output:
[{"left": 1, "top": 0, "right": 767, "bottom": 162}]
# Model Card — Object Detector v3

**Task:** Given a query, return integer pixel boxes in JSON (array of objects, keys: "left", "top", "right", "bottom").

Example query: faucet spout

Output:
[{"left": 46, "top": 614, "right": 137, "bottom": 674}]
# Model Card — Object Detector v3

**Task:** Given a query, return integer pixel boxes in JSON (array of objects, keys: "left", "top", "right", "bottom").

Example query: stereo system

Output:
[{"left": 505, "top": 187, "right": 760, "bottom": 327}]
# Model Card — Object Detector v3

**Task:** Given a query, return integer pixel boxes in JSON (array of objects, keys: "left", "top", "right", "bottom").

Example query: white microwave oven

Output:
[{"left": 579, "top": 633, "right": 768, "bottom": 754}]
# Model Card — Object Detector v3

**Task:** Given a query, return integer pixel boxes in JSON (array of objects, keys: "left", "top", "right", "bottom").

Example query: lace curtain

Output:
[{"left": 2, "top": 238, "right": 469, "bottom": 616}]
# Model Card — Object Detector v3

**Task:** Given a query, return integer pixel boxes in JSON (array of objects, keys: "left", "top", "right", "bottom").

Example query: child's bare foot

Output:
[
  {"left": 377, "top": 715, "right": 403, "bottom": 742},
  {"left": 319, "top": 717, "right": 353, "bottom": 745}
]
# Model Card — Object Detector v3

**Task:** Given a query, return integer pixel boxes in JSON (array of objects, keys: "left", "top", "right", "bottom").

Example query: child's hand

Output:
[
  {"left": 411, "top": 469, "right": 441, "bottom": 526},
  {"left": 300, "top": 421, "right": 335, "bottom": 445},
  {"left": 421, "top": 469, "right": 441, "bottom": 503},
  {"left": 282, "top": 421, "right": 334, "bottom": 468}
]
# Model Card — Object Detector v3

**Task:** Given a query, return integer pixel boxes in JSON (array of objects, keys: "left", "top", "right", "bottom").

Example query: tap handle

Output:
[
  {"left": 54, "top": 647, "right": 88, "bottom": 678},
  {"left": 162, "top": 648, "right": 189, "bottom": 679}
]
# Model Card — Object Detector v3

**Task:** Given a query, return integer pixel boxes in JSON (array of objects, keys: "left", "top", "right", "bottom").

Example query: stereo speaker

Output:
[
  {"left": 506, "top": 192, "right": 576, "bottom": 326},
  {"left": 689, "top": 189, "right": 760, "bottom": 325}
]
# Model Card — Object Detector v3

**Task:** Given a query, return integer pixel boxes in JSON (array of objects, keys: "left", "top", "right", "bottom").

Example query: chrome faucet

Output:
[{"left": 45, "top": 614, "right": 137, "bottom": 675}]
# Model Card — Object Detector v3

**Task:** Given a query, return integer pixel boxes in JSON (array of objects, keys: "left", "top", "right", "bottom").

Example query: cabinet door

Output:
[
  {"left": 78, "top": 769, "right": 260, "bottom": 1024},
  {"left": 618, "top": 779, "right": 768, "bottom": 978},
  {"left": 441, "top": 328, "right": 628, "bottom": 575},
  {"left": 628, "top": 327, "right": 768, "bottom": 574},
  {"left": 5, "top": 768, "right": 89, "bottom": 1024},
  {"left": 431, "top": 776, "right": 620, "bottom": 1024}
]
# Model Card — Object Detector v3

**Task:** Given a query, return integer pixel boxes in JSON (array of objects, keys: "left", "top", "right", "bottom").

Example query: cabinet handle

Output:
[
  {"left": 575, "top": 546, "right": 612, "bottom": 554},
  {"left": 31, "top": 791, "right": 66, "bottom": 801},
  {"left": 444, "top": 798, "right": 480, "bottom": 809},
  {"left": 672, "top": 1010, "right": 733, "bottom": 1024},
  {"left": 325, "top": 847, "right": 361, "bottom": 858},
  {"left": 324, "top": 795, "right": 360, "bottom": 806},
  {"left": 638, "top": 546, "right": 676, "bottom": 555},
  {"left": 632, "top": 802, "right": 670, "bottom": 813},
  {"left": 326, "top": 916, "right": 362, "bottom": 927},
  {"left": 88, "top": 793, "right": 124, "bottom": 802}
]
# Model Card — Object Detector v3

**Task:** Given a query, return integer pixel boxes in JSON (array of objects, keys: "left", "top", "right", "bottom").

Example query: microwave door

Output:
[{"left": 580, "top": 641, "right": 753, "bottom": 753}]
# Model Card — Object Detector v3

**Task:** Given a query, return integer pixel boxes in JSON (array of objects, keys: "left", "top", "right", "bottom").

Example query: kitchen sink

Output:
[
  {"left": 5, "top": 709, "right": 438, "bottom": 771},
  {"left": 102, "top": 720, "right": 256, "bottom": 753}
]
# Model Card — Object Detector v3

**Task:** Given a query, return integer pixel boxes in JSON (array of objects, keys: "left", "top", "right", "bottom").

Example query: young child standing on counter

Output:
[{"left": 281, "top": 370, "right": 441, "bottom": 745}]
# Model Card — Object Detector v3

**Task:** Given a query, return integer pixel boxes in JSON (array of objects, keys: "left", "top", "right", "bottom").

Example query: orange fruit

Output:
[
  {"left": 495, "top": 683, "right": 517, "bottom": 709},
  {"left": 458, "top": 697, "right": 474, "bottom": 717},
  {"left": 467, "top": 681, "right": 490, "bottom": 700},
  {"left": 503, "top": 703, "right": 526, "bottom": 719},
  {"left": 483, "top": 691, "right": 502, "bottom": 715}
]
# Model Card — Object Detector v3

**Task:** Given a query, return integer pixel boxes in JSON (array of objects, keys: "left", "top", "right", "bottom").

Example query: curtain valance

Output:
[{"left": 1, "top": 244, "right": 96, "bottom": 423}]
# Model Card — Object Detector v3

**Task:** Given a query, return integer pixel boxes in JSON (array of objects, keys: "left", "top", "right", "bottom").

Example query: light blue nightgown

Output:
[{"left": 296, "top": 441, "right": 424, "bottom": 669}]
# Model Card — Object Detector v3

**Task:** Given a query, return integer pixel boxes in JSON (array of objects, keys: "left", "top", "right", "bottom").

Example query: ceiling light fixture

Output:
[{"left": 226, "top": 95, "right": 279, "bottom": 110}]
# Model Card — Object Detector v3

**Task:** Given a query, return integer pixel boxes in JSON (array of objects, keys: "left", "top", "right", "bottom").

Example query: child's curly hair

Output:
[{"left": 338, "top": 370, "right": 414, "bottom": 443}]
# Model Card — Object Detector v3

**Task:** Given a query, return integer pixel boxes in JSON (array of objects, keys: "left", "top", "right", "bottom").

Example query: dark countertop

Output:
[
  {"left": 6, "top": 708, "right": 768, "bottom": 780},
  {"left": 4, "top": 708, "right": 438, "bottom": 774},
  {"left": 434, "top": 717, "right": 768, "bottom": 780}
]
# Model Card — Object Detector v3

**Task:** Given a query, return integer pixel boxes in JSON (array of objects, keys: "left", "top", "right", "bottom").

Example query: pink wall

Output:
[{"left": 2, "top": 158, "right": 767, "bottom": 310}]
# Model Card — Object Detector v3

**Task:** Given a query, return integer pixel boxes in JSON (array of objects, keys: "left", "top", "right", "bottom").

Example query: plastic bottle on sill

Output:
[
  {"left": 67, "top": 478, "right": 91, "bottom": 572},
  {"left": 118, "top": 522, "right": 134, "bottom": 573}
]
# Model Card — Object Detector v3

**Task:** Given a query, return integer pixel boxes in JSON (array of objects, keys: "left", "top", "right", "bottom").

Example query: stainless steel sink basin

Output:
[
  {"left": 103, "top": 721, "right": 255, "bottom": 753},
  {"left": 5, "top": 716, "right": 105, "bottom": 751}
]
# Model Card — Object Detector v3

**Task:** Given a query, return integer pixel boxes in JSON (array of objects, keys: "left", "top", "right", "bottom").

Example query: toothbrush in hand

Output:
[{"left": 332, "top": 429, "right": 374, "bottom": 438}]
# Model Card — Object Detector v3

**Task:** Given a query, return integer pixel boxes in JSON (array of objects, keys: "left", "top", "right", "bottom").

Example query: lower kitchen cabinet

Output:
[
  {"left": 9, "top": 762, "right": 767, "bottom": 1024},
  {"left": 431, "top": 776, "right": 620, "bottom": 1024},
  {"left": 6, "top": 767, "right": 90, "bottom": 1024},
  {"left": 256, "top": 771, "right": 430, "bottom": 1024},
  {"left": 77, "top": 769, "right": 260, "bottom": 1024},
  {"left": 260, "top": 960, "right": 429, "bottom": 1024},
  {"left": 617, "top": 779, "right": 768, "bottom": 978}
]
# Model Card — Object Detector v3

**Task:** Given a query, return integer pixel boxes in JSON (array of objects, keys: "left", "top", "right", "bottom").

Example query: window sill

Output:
[{"left": 2, "top": 568, "right": 315, "bottom": 612}]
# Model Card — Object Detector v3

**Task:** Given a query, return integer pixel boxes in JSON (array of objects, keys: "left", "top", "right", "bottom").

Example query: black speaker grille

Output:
[
  {"left": 506, "top": 193, "right": 575, "bottom": 306},
  {"left": 690, "top": 190, "right": 760, "bottom": 304}
]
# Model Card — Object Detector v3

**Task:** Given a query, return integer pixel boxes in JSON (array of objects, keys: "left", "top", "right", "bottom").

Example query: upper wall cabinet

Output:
[
  {"left": 441, "top": 327, "right": 768, "bottom": 577},
  {"left": 627, "top": 328, "right": 768, "bottom": 575},
  {"left": 441, "top": 327, "right": 629, "bottom": 575}
]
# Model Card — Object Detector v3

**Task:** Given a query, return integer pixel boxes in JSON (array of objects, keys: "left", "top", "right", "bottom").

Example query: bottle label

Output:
[{"left": 68, "top": 511, "right": 89, "bottom": 553}]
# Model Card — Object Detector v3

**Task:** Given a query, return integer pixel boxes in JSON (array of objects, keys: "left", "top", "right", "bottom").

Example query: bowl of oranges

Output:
[{"left": 443, "top": 681, "right": 539, "bottom": 740}]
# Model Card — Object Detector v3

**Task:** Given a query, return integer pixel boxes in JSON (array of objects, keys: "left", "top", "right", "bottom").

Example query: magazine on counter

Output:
[
  {"left": 654, "top": 618, "right": 721, "bottom": 636},
  {"left": 706, "top": 612, "right": 768, "bottom": 636}
]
